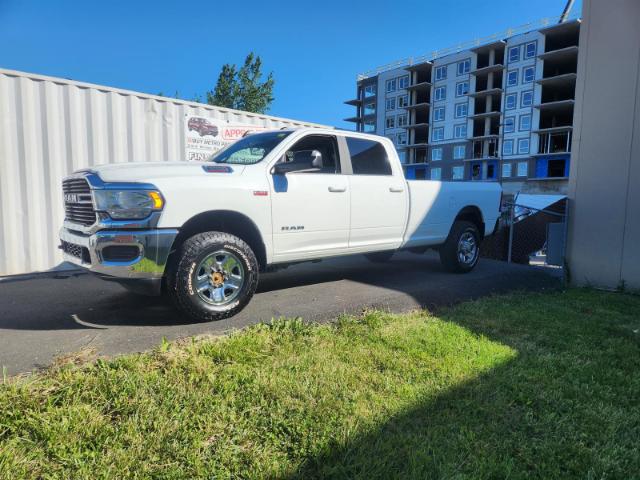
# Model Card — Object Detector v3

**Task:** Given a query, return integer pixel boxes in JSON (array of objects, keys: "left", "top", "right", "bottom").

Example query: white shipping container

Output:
[{"left": 0, "top": 68, "right": 328, "bottom": 276}]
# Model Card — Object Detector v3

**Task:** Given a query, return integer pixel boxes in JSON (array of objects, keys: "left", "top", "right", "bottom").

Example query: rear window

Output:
[{"left": 346, "top": 138, "right": 392, "bottom": 176}]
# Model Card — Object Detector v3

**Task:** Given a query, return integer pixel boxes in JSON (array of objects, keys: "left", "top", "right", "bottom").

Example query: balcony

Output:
[
  {"left": 538, "top": 109, "right": 574, "bottom": 130},
  {"left": 470, "top": 40, "right": 505, "bottom": 54},
  {"left": 536, "top": 72, "right": 577, "bottom": 88},
  {"left": 406, "top": 142, "right": 429, "bottom": 149},
  {"left": 533, "top": 125, "right": 573, "bottom": 134},
  {"left": 541, "top": 51, "right": 578, "bottom": 80},
  {"left": 406, "top": 81, "right": 431, "bottom": 91},
  {"left": 537, "top": 45, "right": 579, "bottom": 61},
  {"left": 405, "top": 61, "right": 432, "bottom": 72},
  {"left": 469, "top": 87, "right": 503, "bottom": 98},
  {"left": 470, "top": 138, "right": 499, "bottom": 161},
  {"left": 344, "top": 111, "right": 375, "bottom": 123},
  {"left": 471, "top": 63, "right": 504, "bottom": 76},
  {"left": 405, "top": 102, "right": 430, "bottom": 111},
  {"left": 470, "top": 133, "right": 499, "bottom": 140},
  {"left": 404, "top": 162, "right": 429, "bottom": 168},
  {"left": 404, "top": 122, "right": 429, "bottom": 130},
  {"left": 534, "top": 99, "right": 575, "bottom": 112},
  {"left": 535, "top": 129, "right": 572, "bottom": 155},
  {"left": 474, "top": 68, "right": 503, "bottom": 95},
  {"left": 469, "top": 110, "right": 501, "bottom": 120},
  {"left": 539, "top": 19, "right": 580, "bottom": 53},
  {"left": 344, "top": 98, "right": 362, "bottom": 106}
]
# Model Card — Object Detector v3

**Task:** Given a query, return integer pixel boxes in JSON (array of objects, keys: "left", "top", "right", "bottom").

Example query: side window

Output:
[
  {"left": 281, "top": 135, "right": 341, "bottom": 174},
  {"left": 346, "top": 137, "right": 392, "bottom": 176}
]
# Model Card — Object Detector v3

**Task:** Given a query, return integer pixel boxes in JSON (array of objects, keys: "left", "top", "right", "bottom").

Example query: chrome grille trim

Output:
[{"left": 62, "top": 177, "right": 96, "bottom": 227}]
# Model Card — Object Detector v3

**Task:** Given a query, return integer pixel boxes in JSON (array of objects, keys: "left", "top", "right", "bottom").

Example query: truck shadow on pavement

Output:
[{"left": 0, "top": 253, "right": 560, "bottom": 330}]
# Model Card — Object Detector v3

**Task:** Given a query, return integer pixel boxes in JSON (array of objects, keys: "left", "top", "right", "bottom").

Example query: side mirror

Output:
[
  {"left": 273, "top": 162, "right": 294, "bottom": 175},
  {"left": 272, "top": 150, "right": 323, "bottom": 174}
]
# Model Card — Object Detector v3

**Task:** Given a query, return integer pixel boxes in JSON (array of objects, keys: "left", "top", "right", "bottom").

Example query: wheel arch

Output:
[
  {"left": 454, "top": 206, "right": 485, "bottom": 240},
  {"left": 170, "top": 210, "right": 267, "bottom": 270}
]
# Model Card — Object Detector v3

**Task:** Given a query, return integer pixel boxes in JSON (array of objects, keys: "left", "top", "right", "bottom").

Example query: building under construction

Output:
[{"left": 344, "top": 14, "right": 580, "bottom": 195}]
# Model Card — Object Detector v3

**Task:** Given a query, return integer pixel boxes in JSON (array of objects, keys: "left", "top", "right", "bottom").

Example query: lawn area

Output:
[{"left": 1, "top": 289, "right": 639, "bottom": 479}]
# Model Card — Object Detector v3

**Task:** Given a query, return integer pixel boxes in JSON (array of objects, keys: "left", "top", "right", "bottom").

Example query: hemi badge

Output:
[
  {"left": 253, "top": 190, "right": 268, "bottom": 196},
  {"left": 202, "top": 165, "right": 233, "bottom": 173}
]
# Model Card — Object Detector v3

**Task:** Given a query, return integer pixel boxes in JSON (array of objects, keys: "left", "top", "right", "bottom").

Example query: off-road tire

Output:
[
  {"left": 166, "top": 231, "right": 259, "bottom": 322},
  {"left": 439, "top": 220, "right": 481, "bottom": 273},
  {"left": 365, "top": 251, "right": 395, "bottom": 263}
]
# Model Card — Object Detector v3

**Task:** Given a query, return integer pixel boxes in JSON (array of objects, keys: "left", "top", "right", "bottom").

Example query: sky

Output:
[{"left": 0, "top": 0, "right": 581, "bottom": 128}]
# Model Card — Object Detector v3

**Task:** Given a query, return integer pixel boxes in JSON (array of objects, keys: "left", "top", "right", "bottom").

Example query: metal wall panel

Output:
[{"left": 0, "top": 68, "right": 328, "bottom": 276}]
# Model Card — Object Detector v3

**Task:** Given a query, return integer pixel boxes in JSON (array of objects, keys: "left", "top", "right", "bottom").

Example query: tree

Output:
[
  {"left": 235, "top": 53, "right": 274, "bottom": 113},
  {"left": 206, "top": 64, "right": 237, "bottom": 108},
  {"left": 206, "top": 53, "right": 275, "bottom": 114}
]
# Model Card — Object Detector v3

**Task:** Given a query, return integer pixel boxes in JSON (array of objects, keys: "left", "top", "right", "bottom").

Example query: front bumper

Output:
[{"left": 59, "top": 227, "right": 179, "bottom": 295}]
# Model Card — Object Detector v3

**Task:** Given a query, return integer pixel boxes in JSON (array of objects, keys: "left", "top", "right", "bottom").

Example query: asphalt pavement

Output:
[{"left": 0, "top": 252, "right": 561, "bottom": 375}]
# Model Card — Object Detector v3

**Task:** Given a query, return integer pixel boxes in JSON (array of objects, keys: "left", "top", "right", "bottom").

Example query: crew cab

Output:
[{"left": 59, "top": 128, "right": 502, "bottom": 321}]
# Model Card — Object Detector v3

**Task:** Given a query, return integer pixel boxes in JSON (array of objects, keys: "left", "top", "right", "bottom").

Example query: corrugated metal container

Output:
[{"left": 0, "top": 68, "right": 328, "bottom": 276}]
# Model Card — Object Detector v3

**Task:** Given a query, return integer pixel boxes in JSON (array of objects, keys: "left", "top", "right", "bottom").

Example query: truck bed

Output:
[{"left": 402, "top": 180, "right": 502, "bottom": 248}]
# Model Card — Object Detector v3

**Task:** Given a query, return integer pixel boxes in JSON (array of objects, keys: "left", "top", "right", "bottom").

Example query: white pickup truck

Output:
[{"left": 60, "top": 128, "right": 501, "bottom": 321}]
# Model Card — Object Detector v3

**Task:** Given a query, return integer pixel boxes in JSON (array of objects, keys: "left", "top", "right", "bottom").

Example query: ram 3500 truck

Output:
[{"left": 60, "top": 128, "right": 502, "bottom": 321}]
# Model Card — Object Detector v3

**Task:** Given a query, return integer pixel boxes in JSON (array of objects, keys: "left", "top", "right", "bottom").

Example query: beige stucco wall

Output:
[{"left": 567, "top": 0, "right": 640, "bottom": 289}]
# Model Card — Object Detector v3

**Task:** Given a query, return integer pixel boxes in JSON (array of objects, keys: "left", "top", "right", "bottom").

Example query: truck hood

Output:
[{"left": 84, "top": 161, "right": 245, "bottom": 184}]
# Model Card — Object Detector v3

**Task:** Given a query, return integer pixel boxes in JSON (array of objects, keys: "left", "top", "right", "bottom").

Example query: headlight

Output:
[{"left": 93, "top": 190, "right": 164, "bottom": 220}]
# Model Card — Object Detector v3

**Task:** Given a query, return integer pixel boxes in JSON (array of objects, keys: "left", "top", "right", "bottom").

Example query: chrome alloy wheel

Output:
[
  {"left": 457, "top": 231, "right": 478, "bottom": 265},
  {"left": 194, "top": 250, "right": 245, "bottom": 306}
]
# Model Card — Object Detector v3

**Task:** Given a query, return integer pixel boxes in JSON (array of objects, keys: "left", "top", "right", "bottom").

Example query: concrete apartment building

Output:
[{"left": 345, "top": 16, "right": 580, "bottom": 195}]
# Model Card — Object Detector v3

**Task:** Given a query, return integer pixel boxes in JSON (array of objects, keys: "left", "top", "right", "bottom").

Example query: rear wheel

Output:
[
  {"left": 166, "top": 231, "right": 259, "bottom": 321},
  {"left": 365, "top": 251, "right": 394, "bottom": 263},
  {"left": 439, "top": 221, "right": 480, "bottom": 273}
]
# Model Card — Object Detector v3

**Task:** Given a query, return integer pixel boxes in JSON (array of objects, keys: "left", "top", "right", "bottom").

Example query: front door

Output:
[{"left": 269, "top": 134, "right": 350, "bottom": 261}]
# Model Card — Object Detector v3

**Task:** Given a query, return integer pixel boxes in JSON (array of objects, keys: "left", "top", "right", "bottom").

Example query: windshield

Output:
[{"left": 208, "top": 131, "right": 292, "bottom": 165}]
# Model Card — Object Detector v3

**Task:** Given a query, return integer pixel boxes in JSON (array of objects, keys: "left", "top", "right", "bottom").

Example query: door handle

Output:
[
  {"left": 328, "top": 186, "right": 347, "bottom": 193},
  {"left": 389, "top": 187, "right": 404, "bottom": 193}
]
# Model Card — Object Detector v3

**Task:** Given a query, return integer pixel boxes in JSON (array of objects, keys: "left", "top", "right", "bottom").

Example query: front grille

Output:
[
  {"left": 61, "top": 240, "right": 91, "bottom": 263},
  {"left": 62, "top": 177, "right": 96, "bottom": 226}
]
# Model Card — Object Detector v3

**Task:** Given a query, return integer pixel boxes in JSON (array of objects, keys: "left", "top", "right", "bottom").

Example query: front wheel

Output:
[
  {"left": 439, "top": 221, "right": 481, "bottom": 273},
  {"left": 167, "top": 232, "right": 259, "bottom": 321}
]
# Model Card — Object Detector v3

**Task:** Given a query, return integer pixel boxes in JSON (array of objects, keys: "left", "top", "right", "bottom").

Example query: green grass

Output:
[{"left": 1, "top": 289, "right": 639, "bottom": 479}]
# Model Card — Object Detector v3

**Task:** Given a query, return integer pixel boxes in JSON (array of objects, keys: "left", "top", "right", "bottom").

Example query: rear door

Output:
[
  {"left": 345, "top": 137, "right": 408, "bottom": 250},
  {"left": 269, "top": 134, "right": 350, "bottom": 261}
]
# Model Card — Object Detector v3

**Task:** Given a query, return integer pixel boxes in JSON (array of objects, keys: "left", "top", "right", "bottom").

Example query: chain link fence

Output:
[{"left": 481, "top": 195, "right": 569, "bottom": 279}]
